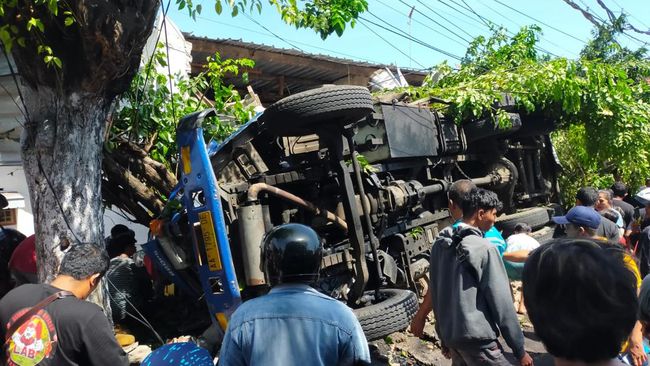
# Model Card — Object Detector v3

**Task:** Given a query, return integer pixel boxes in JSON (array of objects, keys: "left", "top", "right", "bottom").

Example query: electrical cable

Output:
[
  {"left": 458, "top": 0, "right": 492, "bottom": 28},
  {"left": 0, "top": 43, "right": 29, "bottom": 123},
  {"left": 415, "top": 0, "right": 477, "bottom": 40},
  {"left": 106, "top": 276, "right": 165, "bottom": 345},
  {"left": 161, "top": 11, "right": 177, "bottom": 121},
  {"left": 133, "top": 0, "right": 173, "bottom": 124},
  {"left": 360, "top": 13, "right": 464, "bottom": 61},
  {"left": 477, "top": 0, "right": 577, "bottom": 56},
  {"left": 241, "top": 12, "right": 304, "bottom": 52},
  {"left": 444, "top": 0, "right": 561, "bottom": 57},
  {"left": 358, "top": 21, "right": 427, "bottom": 68},
  {"left": 376, "top": 0, "right": 470, "bottom": 46},
  {"left": 196, "top": 16, "right": 380, "bottom": 64},
  {"left": 491, "top": 0, "right": 587, "bottom": 43}
]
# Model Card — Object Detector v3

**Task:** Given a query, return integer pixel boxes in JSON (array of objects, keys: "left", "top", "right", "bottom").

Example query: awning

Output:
[{"left": 1, "top": 192, "right": 25, "bottom": 209}]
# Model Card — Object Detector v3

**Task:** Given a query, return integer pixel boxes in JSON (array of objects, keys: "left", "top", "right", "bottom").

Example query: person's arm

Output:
[
  {"left": 627, "top": 321, "right": 647, "bottom": 366},
  {"left": 480, "top": 246, "right": 528, "bottom": 363},
  {"left": 502, "top": 250, "right": 529, "bottom": 263},
  {"left": 410, "top": 288, "right": 432, "bottom": 338},
  {"left": 82, "top": 312, "right": 129, "bottom": 366}
]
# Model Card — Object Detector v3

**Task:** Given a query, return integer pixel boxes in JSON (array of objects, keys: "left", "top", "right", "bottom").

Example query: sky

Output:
[{"left": 167, "top": 0, "right": 649, "bottom": 70}]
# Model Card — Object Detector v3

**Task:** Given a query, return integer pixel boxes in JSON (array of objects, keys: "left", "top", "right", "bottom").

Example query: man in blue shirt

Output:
[{"left": 219, "top": 223, "right": 371, "bottom": 366}]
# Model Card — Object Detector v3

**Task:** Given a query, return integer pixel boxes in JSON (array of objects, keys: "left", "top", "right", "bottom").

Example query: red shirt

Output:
[{"left": 8, "top": 234, "right": 36, "bottom": 274}]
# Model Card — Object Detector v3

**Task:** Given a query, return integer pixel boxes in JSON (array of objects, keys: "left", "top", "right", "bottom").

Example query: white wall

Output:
[
  {"left": 0, "top": 165, "right": 149, "bottom": 244},
  {"left": 0, "top": 165, "right": 34, "bottom": 235}
]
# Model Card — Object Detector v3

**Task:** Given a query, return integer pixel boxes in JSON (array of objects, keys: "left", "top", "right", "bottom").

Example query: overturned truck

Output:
[{"left": 147, "top": 85, "right": 561, "bottom": 341}]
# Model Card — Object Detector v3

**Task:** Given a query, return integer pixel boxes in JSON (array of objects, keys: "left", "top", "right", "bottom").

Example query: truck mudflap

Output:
[{"left": 175, "top": 109, "right": 242, "bottom": 331}]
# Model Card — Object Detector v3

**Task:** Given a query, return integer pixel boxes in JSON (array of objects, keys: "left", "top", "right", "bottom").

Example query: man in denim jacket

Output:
[{"left": 219, "top": 223, "right": 370, "bottom": 366}]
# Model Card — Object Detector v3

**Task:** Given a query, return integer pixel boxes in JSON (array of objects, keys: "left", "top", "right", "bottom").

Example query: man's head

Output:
[
  {"left": 513, "top": 222, "right": 532, "bottom": 235},
  {"left": 263, "top": 223, "right": 323, "bottom": 286},
  {"left": 611, "top": 182, "right": 627, "bottom": 199},
  {"left": 461, "top": 188, "right": 502, "bottom": 232},
  {"left": 646, "top": 178, "right": 650, "bottom": 188},
  {"left": 57, "top": 244, "right": 110, "bottom": 299},
  {"left": 552, "top": 206, "right": 601, "bottom": 239},
  {"left": 595, "top": 189, "right": 613, "bottom": 211},
  {"left": 575, "top": 187, "right": 598, "bottom": 207},
  {"left": 523, "top": 239, "right": 637, "bottom": 363},
  {"left": 107, "top": 225, "right": 136, "bottom": 258},
  {"left": 447, "top": 180, "right": 476, "bottom": 220}
]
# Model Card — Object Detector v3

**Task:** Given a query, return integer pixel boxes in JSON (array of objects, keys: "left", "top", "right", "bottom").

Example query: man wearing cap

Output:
[
  {"left": 552, "top": 206, "right": 604, "bottom": 240},
  {"left": 574, "top": 187, "right": 621, "bottom": 243},
  {"left": 552, "top": 206, "right": 647, "bottom": 366}
]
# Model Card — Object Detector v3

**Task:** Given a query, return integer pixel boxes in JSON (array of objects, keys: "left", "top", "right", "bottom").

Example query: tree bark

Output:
[
  {"left": 21, "top": 88, "right": 110, "bottom": 282},
  {"left": 9, "top": 0, "right": 160, "bottom": 315}
]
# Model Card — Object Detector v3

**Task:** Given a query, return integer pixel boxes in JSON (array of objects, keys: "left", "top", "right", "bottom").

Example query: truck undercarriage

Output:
[{"left": 146, "top": 85, "right": 562, "bottom": 341}]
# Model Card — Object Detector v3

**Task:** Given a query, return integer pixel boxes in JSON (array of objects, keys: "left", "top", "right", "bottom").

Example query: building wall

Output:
[
  {"left": 1, "top": 165, "right": 149, "bottom": 243},
  {"left": 0, "top": 165, "right": 34, "bottom": 236}
]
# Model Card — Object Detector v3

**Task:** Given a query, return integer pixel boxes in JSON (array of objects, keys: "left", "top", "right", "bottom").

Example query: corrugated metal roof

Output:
[
  {"left": 186, "top": 35, "right": 403, "bottom": 69},
  {"left": 186, "top": 34, "right": 428, "bottom": 103}
]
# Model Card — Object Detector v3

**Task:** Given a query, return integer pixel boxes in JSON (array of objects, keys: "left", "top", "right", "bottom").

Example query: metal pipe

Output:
[
  {"left": 237, "top": 204, "right": 267, "bottom": 286},
  {"left": 419, "top": 182, "right": 445, "bottom": 196},
  {"left": 247, "top": 183, "right": 347, "bottom": 231},
  {"left": 347, "top": 133, "right": 384, "bottom": 296},
  {"left": 471, "top": 175, "right": 495, "bottom": 186}
]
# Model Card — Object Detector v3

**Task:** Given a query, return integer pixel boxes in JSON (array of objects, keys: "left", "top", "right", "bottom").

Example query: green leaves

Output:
[
  {"left": 214, "top": 0, "right": 366, "bottom": 39},
  {"left": 109, "top": 50, "right": 256, "bottom": 173},
  {"left": 27, "top": 18, "right": 45, "bottom": 32},
  {"left": 400, "top": 24, "right": 650, "bottom": 198}
]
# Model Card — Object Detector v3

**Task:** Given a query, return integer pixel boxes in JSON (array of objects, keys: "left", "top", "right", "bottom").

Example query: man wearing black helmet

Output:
[{"left": 218, "top": 223, "right": 371, "bottom": 366}]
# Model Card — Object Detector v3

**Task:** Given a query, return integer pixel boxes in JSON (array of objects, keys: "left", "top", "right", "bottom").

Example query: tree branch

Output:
[
  {"left": 562, "top": 0, "right": 603, "bottom": 27},
  {"left": 595, "top": 0, "right": 617, "bottom": 24},
  {"left": 102, "top": 153, "right": 165, "bottom": 216}
]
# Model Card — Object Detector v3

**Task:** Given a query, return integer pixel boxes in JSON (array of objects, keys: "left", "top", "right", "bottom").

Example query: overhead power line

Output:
[
  {"left": 241, "top": 12, "right": 304, "bottom": 52},
  {"left": 196, "top": 16, "right": 381, "bottom": 64},
  {"left": 491, "top": 0, "right": 587, "bottom": 43},
  {"left": 442, "top": 0, "right": 561, "bottom": 57},
  {"left": 359, "top": 14, "right": 464, "bottom": 61},
  {"left": 374, "top": 0, "right": 469, "bottom": 47},
  {"left": 396, "top": 0, "right": 473, "bottom": 44},
  {"left": 415, "top": 0, "right": 477, "bottom": 40},
  {"left": 358, "top": 21, "right": 427, "bottom": 68},
  {"left": 476, "top": 0, "right": 577, "bottom": 56}
]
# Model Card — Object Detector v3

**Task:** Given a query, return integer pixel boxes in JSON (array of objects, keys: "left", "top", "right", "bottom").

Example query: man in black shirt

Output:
[
  {"left": 611, "top": 182, "right": 636, "bottom": 229},
  {"left": 0, "top": 243, "right": 128, "bottom": 366}
]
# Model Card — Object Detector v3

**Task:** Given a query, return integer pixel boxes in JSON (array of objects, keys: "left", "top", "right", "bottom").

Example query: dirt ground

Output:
[
  {"left": 368, "top": 281, "right": 553, "bottom": 366},
  {"left": 367, "top": 316, "right": 552, "bottom": 366}
]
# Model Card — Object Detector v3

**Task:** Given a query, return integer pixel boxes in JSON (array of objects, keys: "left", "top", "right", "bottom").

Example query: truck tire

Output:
[
  {"left": 352, "top": 289, "right": 418, "bottom": 341},
  {"left": 530, "top": 226, "right": 554, "bottom": 244},
  {"left": 262, "top": 85, "right": 374, "bottom": 135},
  {"left": 495, "top": 207, "right": 551, "bottom": 235}
]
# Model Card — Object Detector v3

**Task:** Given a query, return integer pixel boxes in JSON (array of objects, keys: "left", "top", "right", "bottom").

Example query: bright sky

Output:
[{"left": 168, "top": 0, "right": 649, "bottom": 70}]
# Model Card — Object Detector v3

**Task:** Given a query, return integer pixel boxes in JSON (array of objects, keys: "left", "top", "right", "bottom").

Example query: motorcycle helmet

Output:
[{"left": 263, "top": 223, "right": 322, "bottom": 285}]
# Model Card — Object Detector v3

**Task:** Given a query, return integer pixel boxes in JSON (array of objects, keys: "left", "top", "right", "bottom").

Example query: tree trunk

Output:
[
  {"left": 7, "top": 0, "right": 159, "bottom": 315},
  {"left": 21, "top": 87, "right": 109, "bottom": 281},
  {"left": 21, "top": 87, "right": 112, "bottom": 310}
]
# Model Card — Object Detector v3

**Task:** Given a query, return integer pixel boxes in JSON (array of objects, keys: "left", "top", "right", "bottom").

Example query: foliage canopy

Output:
[{"left": 405, "top": 23, "right": 650, "bottom": 201}]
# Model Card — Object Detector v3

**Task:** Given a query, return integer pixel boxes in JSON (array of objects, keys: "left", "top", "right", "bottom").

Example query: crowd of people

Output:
[
  {"left": 409, "top": 180, "right": 650, "bottom": 366},
  {"left": 2, "top": 179, "right": 650, "bottom": 365}
]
